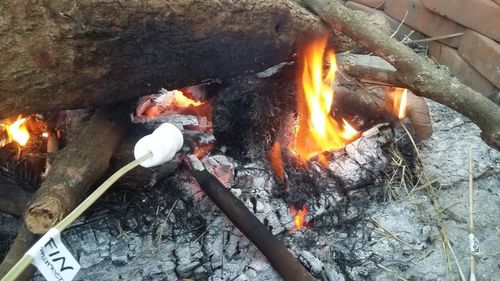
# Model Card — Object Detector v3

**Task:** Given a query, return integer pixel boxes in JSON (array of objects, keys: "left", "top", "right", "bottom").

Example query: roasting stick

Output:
[
  {"left": 186, "top": 155, "right": 315, "bottom": 281},
  {"left": 1, "top": 153, "right": 152, "bottom": 281},
  {"left": 2, "top": 123, "right": 183, "bottom": 281}
]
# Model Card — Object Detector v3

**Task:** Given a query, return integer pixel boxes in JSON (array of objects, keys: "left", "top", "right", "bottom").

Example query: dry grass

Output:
[{"left": 383, "top": 122, "right": 479, "bottom": 281}]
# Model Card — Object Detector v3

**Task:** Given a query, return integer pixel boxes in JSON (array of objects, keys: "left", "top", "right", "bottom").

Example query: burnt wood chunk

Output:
[{"left": 24, "top": 106, "right": 128, "bottom": 234}]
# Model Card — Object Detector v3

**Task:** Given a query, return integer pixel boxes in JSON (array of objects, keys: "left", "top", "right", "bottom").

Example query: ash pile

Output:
[{"left": 2, "top": 101, "right": 495, "bottom": 281}]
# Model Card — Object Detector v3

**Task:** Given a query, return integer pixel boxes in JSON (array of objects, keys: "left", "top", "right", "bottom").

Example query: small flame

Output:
[
  {"left": 289, "top": 204, "right": 311, "bottom": 232},
  {"left": 6, "top": 117, "right": 30, "bottom": 146},
  {"left": 292, "top": 37, "right": 360, "bottom": 162},
  {"left": 340, "top": 119, "right": 361, "bottom": 141},
  {"left": 392, "top": 88, "right": 408, "bottom": 119},
  {"left": 167, "top": 90, "right": 203, "bottom": 108}
]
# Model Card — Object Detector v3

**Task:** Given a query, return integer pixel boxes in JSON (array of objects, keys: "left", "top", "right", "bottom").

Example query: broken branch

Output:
[{"left": 24, "top": 106, "right": 128, "bottom": 234}]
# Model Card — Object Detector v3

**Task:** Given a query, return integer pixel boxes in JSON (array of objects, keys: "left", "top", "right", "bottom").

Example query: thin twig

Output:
[
  {"left": 403, "top": 32, "right": 464, "bottom": 44},
  {"left": 399, "top": 120, "right": 421, "bottom": 159},
  {"left": 376, "top": 263, "right": 409, "bottom": 281},
  {"left": 166, "top": 199, "right": 178, "bottom": 220},
  {"left": 468, "top": 150, "right": 476, "bottom": 281},
  {"left": 390, "top": 11, "right": 409, "bottom": 39}
]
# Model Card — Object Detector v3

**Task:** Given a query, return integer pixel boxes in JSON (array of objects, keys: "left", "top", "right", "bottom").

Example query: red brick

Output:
[
  {"left": 345, "top": 2, "right": 425, "bottom": 41},
  {"left": 351, "top": 0, "right": 385, "bottom": 9},
  {"left": 384, "top": 0, "right": 465, "bottom": 47},
  {"left": 421, "top": 0, "right": 500, "bottom": 42},
  {"left": 428, "top": 41, "right": 497, "bottom": 96},
  {"left": 458, "top": 30, "right": 500, "bottom": 88}
]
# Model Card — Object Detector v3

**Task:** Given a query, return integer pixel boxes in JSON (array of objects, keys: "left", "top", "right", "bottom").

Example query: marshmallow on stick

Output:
[{"left": 134, "top": 123, "right": 183, "bottom": 167}]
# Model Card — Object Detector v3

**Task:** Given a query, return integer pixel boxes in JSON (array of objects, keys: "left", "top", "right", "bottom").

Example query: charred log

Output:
[
  {"left": 24, "top": 106, "right": 128, "bottom": 234},
  {"left": 213, "top": 64, "right": 431, "bottom": 157},
  {"left": 0, "top": 0, "right": 354, "bottom": 119}
]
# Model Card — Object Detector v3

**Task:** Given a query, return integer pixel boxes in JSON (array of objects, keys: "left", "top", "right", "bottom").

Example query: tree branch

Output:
[{"left": 301, "top": 0, "right": 500, "bottom": 150}]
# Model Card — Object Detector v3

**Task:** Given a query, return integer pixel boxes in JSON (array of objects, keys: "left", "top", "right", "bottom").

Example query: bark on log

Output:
[
  {"left": 24, "top": 106, "right": 128, "bottom": 234},
  {"left": 301, "top": 0, "right": 500, "bottom": 150},
  {"left": 0, "top": 0, "right": 354, "bottom": 119},
  {"left": 0, "top": 225, "right": 37, "bottom": 281},
  {"left": 337, "top": 54, "right": 404, "bottom": 87}
]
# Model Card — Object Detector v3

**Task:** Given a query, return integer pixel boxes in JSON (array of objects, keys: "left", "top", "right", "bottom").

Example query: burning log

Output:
[
  {"left": 335, "top": 85, "right": 432, "bottom": 140},
  {"left": 301, "top": 0, "right": 500, "bottom": 150},
  {"left": 214, "top": 61, "right": 431, "bottom": 157},
  {"left": 0, "top": 0, "right": 354, "bottom": 119},
  {"left": 24, "top": 106, "right": 128, "bottom": 234},
  {"left": 185, "top": 155, "right": 315, "bottom": 281}
]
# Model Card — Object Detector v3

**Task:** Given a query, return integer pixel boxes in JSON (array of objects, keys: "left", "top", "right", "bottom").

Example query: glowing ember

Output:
[
  {"left": 267, "top": 140, "right": 285, "bottom": 182},
  {"left": 138, "top": 89, "right": 205, "bottom": 118},
  {"left": 292, "top": 37, "right": 360, "bottom": 162},
  {"left": 162, "top": 89, "right": 203, "bottom": 108},
  {"left": 289, "top": 204, "right": 311, "bottom": 232},
  {"left": 392, "top": 88, "right": 408, "bottom": 119},
  {"left": 6, "top": 117, "right": 30, "bottom": 146},
  {"left": 193, "top": 143, "right": 214, "bottom": 159}
]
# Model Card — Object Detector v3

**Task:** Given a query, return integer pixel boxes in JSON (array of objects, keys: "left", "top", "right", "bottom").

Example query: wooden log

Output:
[
  {"left": 335, "top": 84, "right": 432, "bottom": 140},
  {"left": 337, "top": 54, "right": 404, "bottom": 87},
  {"left": 0, "top": 0, "right": 355, "bottom": 119},
  {"left": 0, "top": 225, "right": 36, "bottom": 281},
  {"left": 301, "top": 0, "right": 500, "bottom": 150},
  {"left": 24, "top": 106, "right": 128, "bottom": 234}
]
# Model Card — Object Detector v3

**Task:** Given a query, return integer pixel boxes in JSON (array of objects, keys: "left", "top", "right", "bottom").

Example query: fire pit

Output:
[{"left": 0, "top": 1, "right": 499, "bottom": 281}]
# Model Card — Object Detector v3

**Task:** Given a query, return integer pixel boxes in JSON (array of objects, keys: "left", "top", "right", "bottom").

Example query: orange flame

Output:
[
  {"left": 267, "top": 140, "right": 285, "bottom": 181},
  {"left": 392, "top": 88, "right": 408, "bottom": 119},
  {"left": 193, "top": 143, "right": 214, "bottom": 159},
  {"left": 292, "top": 37, "right": 360, "bottom": 162},
  {"left": 142, "top": 90, "right": 205, "bottom": 117},
  {"left": 289, "top": 204, "right": 311, "bottom": 232},
  {"left": 6, "top": 117, "right": 30, "bottom": 146},
  {"left": 167, "top": 90, "right": 203, "bottom": 108}
]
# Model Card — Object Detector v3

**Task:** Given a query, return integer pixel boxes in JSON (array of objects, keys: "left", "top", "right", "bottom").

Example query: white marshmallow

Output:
[
  {"left": 134, "top": 123, "right": 184, "bottom": 168},
  {"left": 152, "top": 123, "right": 184, "bottom": 151}
]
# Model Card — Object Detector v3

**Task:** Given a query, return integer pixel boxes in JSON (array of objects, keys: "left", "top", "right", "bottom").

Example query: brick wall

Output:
[{"left": 344, "top": 0, "right": 500, "bottom": 103}]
